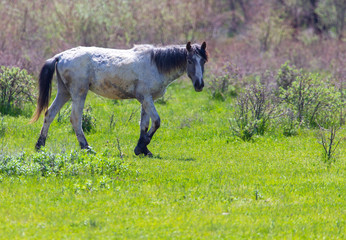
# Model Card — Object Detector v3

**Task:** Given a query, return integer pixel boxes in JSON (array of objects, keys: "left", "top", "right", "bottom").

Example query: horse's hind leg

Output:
[
  {"left": 35, "top": 80, "right": 70, "bottom": 150},
  {"left": 70, "top": 93, "right": 89, "bottom": 149}
]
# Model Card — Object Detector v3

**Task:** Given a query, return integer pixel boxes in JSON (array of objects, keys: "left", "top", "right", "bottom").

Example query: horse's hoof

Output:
[
  {"left": 134, "top": 146, "right": 142, "bottom": 156},
  {"left": 82, "top": 146, "right": 96, "bottom": 154},
  {"left": 35, "top": 143, "right": 45, "bottom": 151},
  {"left": 146, "top": 151, "right": 153, "bottom": 157},
  {"left": 35, "top": 136, "right": 46, "bottom": 151},
  {"left": 87, "top": 147, "right": 96, "bottom": 154},
  {"left": 35, "top": 144, "right": 41, "bottom": 151},
  {"left": 134, "top": 146, "right": 152, "bottom": 157}
]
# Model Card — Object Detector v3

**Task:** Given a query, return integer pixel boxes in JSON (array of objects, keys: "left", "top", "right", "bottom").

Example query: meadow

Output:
[
  {"left": 0, "top": 0, "right": 345, "bottom": 238},
  {"left": 0, "top": 79, "right": 345, "bottom": 239}
]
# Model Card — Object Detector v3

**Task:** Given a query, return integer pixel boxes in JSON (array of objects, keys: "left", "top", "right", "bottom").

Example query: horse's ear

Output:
[
  {"left": 201, "top": 41, "right": 206, "bottom": 50},
  {"left": 186, "top": 42, "right": 192, "bottom": 52}
]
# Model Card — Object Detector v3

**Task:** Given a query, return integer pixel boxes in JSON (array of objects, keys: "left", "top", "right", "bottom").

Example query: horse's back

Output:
[
  {"left": 56, "top": 46, "right": 158, "bottom": 100},
  {"left": 55, "top": 45, "right": 169, "bottom": 101},
  {"left": 58, "top": 46, "right": 132, "bottom": 64}
]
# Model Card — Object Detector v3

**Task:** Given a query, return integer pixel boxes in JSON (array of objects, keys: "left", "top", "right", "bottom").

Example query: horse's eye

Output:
[{"left": 187, "top": 59, "right": 192, "bottom": 64}]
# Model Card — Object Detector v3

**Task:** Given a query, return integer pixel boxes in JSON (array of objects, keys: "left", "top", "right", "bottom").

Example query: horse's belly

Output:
[{"left": 89, "top": 78, "right": 136, "bottom": 100}]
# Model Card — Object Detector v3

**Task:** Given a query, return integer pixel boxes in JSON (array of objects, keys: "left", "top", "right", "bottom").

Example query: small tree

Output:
[
  {"left": 0, "top": 66, "right": 35, "bottom": 115},
  {"left": 317, "top": 112, "right": 345, "bottom": 162},
  {"left": 316, "top": 105, "right": 345, "bottom": 162},
  {"left": 318, "top": 125, "right": 344, "bottom": 162},
  {"left": 278, "top": 63, "right": 341, "bottom": 127},
  {"left": 230, "top": 79, "right": 278, "bottom": 140}
]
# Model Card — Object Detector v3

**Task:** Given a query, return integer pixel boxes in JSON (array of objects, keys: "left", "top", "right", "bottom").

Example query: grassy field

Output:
[{"left": 0, "top": 80, "right": 345, "bottom": 239}]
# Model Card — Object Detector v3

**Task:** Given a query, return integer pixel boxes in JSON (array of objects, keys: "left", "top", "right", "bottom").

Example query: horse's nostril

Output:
[
  {"left": 194, "top": 80, "right": 204, "bottom": 92},
  {"left": 194, "top": 80, "right": 204, "bottom": 89}
]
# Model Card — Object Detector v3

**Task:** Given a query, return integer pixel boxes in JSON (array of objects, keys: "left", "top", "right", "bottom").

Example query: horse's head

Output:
[{"left": 186, "top": 42, "right": 208, "bottom": 92}]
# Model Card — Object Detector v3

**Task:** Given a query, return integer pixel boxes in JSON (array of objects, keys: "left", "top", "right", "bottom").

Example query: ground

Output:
[{"left": 0, "top": 81, "right": 345, "bottom": 239}]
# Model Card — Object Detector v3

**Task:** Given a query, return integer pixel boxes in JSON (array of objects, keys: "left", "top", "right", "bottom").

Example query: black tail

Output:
[{"left": 30, "top": 57, "right": 58, "bottom": 123}]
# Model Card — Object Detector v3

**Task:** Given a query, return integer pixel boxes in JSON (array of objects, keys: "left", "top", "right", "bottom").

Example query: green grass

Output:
[{"left": 0, "top": 81, "right": 345, "bottom": 239}]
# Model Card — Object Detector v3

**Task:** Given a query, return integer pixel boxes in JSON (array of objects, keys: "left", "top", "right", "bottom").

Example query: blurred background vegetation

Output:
[{"left": 0, "top": 0, "right": 344, "bottom": 76}]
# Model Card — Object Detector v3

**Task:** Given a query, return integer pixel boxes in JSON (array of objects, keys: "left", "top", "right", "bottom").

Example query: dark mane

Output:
[{"left": 151, "top": 46, "right": 187, "bottom": 74}]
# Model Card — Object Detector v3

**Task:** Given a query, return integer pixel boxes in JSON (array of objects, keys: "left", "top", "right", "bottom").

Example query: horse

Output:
[{"left": 31, "top": 42, "right": 208, "bottom": 156}]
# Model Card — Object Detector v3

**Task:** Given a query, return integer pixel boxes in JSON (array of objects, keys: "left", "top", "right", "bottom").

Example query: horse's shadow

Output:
[{"left": 148, "top": 154, "right": 196, "bottom": 161}]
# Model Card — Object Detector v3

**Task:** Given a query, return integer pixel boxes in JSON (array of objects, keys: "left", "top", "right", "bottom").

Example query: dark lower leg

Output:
[
  {"left": 134, "top": 130, "right": 152, "bottom": 156},
  {"left": 134, "top": 101, "right": 160, "bottom": 156},
  {"left": 77, "top": 133, "right": 89, "bottom": 149},
  {"left": 35, "top": 135, "right": 46, "bottom": 150},
  {"left": 35, "top": 91, "right": 70, "bottom": 151}
]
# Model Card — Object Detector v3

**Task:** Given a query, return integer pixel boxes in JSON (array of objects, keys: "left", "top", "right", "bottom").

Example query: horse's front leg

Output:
[
  {"left": 134, "top": 106, "right": 151, "bottom": 156},
  {"left": 134, "top": 97, "right": 160, "bottom": 156}
]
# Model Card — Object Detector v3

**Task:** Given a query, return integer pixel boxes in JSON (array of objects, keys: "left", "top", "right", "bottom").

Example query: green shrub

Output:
[
  {"left": 156, "top": 93, "right": 172, "bottom": 105},
  {"left": 279, "top": 109, "right": 300, "bottom": 137},
  {"left": 208, "top": 63, "right": 240, "bottom": 101},
  {"left": 56, "top": 104, "right": 96, "bottom": 133},
  {"left": 0, "top": 116, "right": 6, "bottom": 137},
  {"left": 0, "top": 66, "right": 35, "bottom": 115},
  {"left": 230, "top": 79, "right": 277, "bottom": 141},
  {"left": 0, "top": 150, "right": 127, "bottom": 177},
  {"left": 57, "top": 104, "right": 71, "bottom": 123},
  {"left": 278, "top": 64, "right": 342, "bottom": 128},
  {"left": 82, "top": 105, "right": 96, "bottom": 133},
  {"left": 276, "top": 61, "right": 299, "bottom": 90}
]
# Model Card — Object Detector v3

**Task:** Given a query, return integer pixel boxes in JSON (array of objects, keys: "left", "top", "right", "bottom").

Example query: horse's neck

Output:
[
  {"left": 151, "top": 45, "right": 187, "bottom": 87},
  {"left": 163, "top": 67, "right": 186, "bottom": 86}
]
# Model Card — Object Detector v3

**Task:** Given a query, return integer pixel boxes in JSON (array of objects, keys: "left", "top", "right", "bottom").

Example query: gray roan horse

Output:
[{"left": 31, "top": 42, "right": 208, "bottom": 156}]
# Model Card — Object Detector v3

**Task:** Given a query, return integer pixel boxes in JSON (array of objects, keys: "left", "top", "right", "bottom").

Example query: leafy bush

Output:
[
  {"left": 230, "top": 79, "right": 277, "bottom": 141},
  {"left": 82, "top": 105, "right": 96, "bottom": 133},
  {"left": 56, "top": 104, "right": 71, "bottom": 123},
  {"left": 0, "top": 116, "right": 6, "bottom": 137},
  {"left": 276, "top": 61, "right": 299, "bottom": 90},
  {"left": 156, "top": 93, "right": 172, "bottom": 105},
  {"left": 0, "top": 66, "right": 35, "bottom": 115},
  {"left": 208, "top": 63, "right": 240, "bottom": 101},
  {"left": 0, "top": 150, "right": 127, "bottom": 177},
  {"left": 280, "top": 109, "right": 300, "bottom": 137},
  {"left": 55, "top": 104, "right": 97, "bottom": 133},
  {"left": 278, "top": 63, "right": 342, "bottom": 128}
]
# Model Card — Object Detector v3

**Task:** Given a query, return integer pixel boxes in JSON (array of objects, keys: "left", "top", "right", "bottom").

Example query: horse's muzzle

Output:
[{"left": 194, "top": 79, "right": 204, "bottom": 92}]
